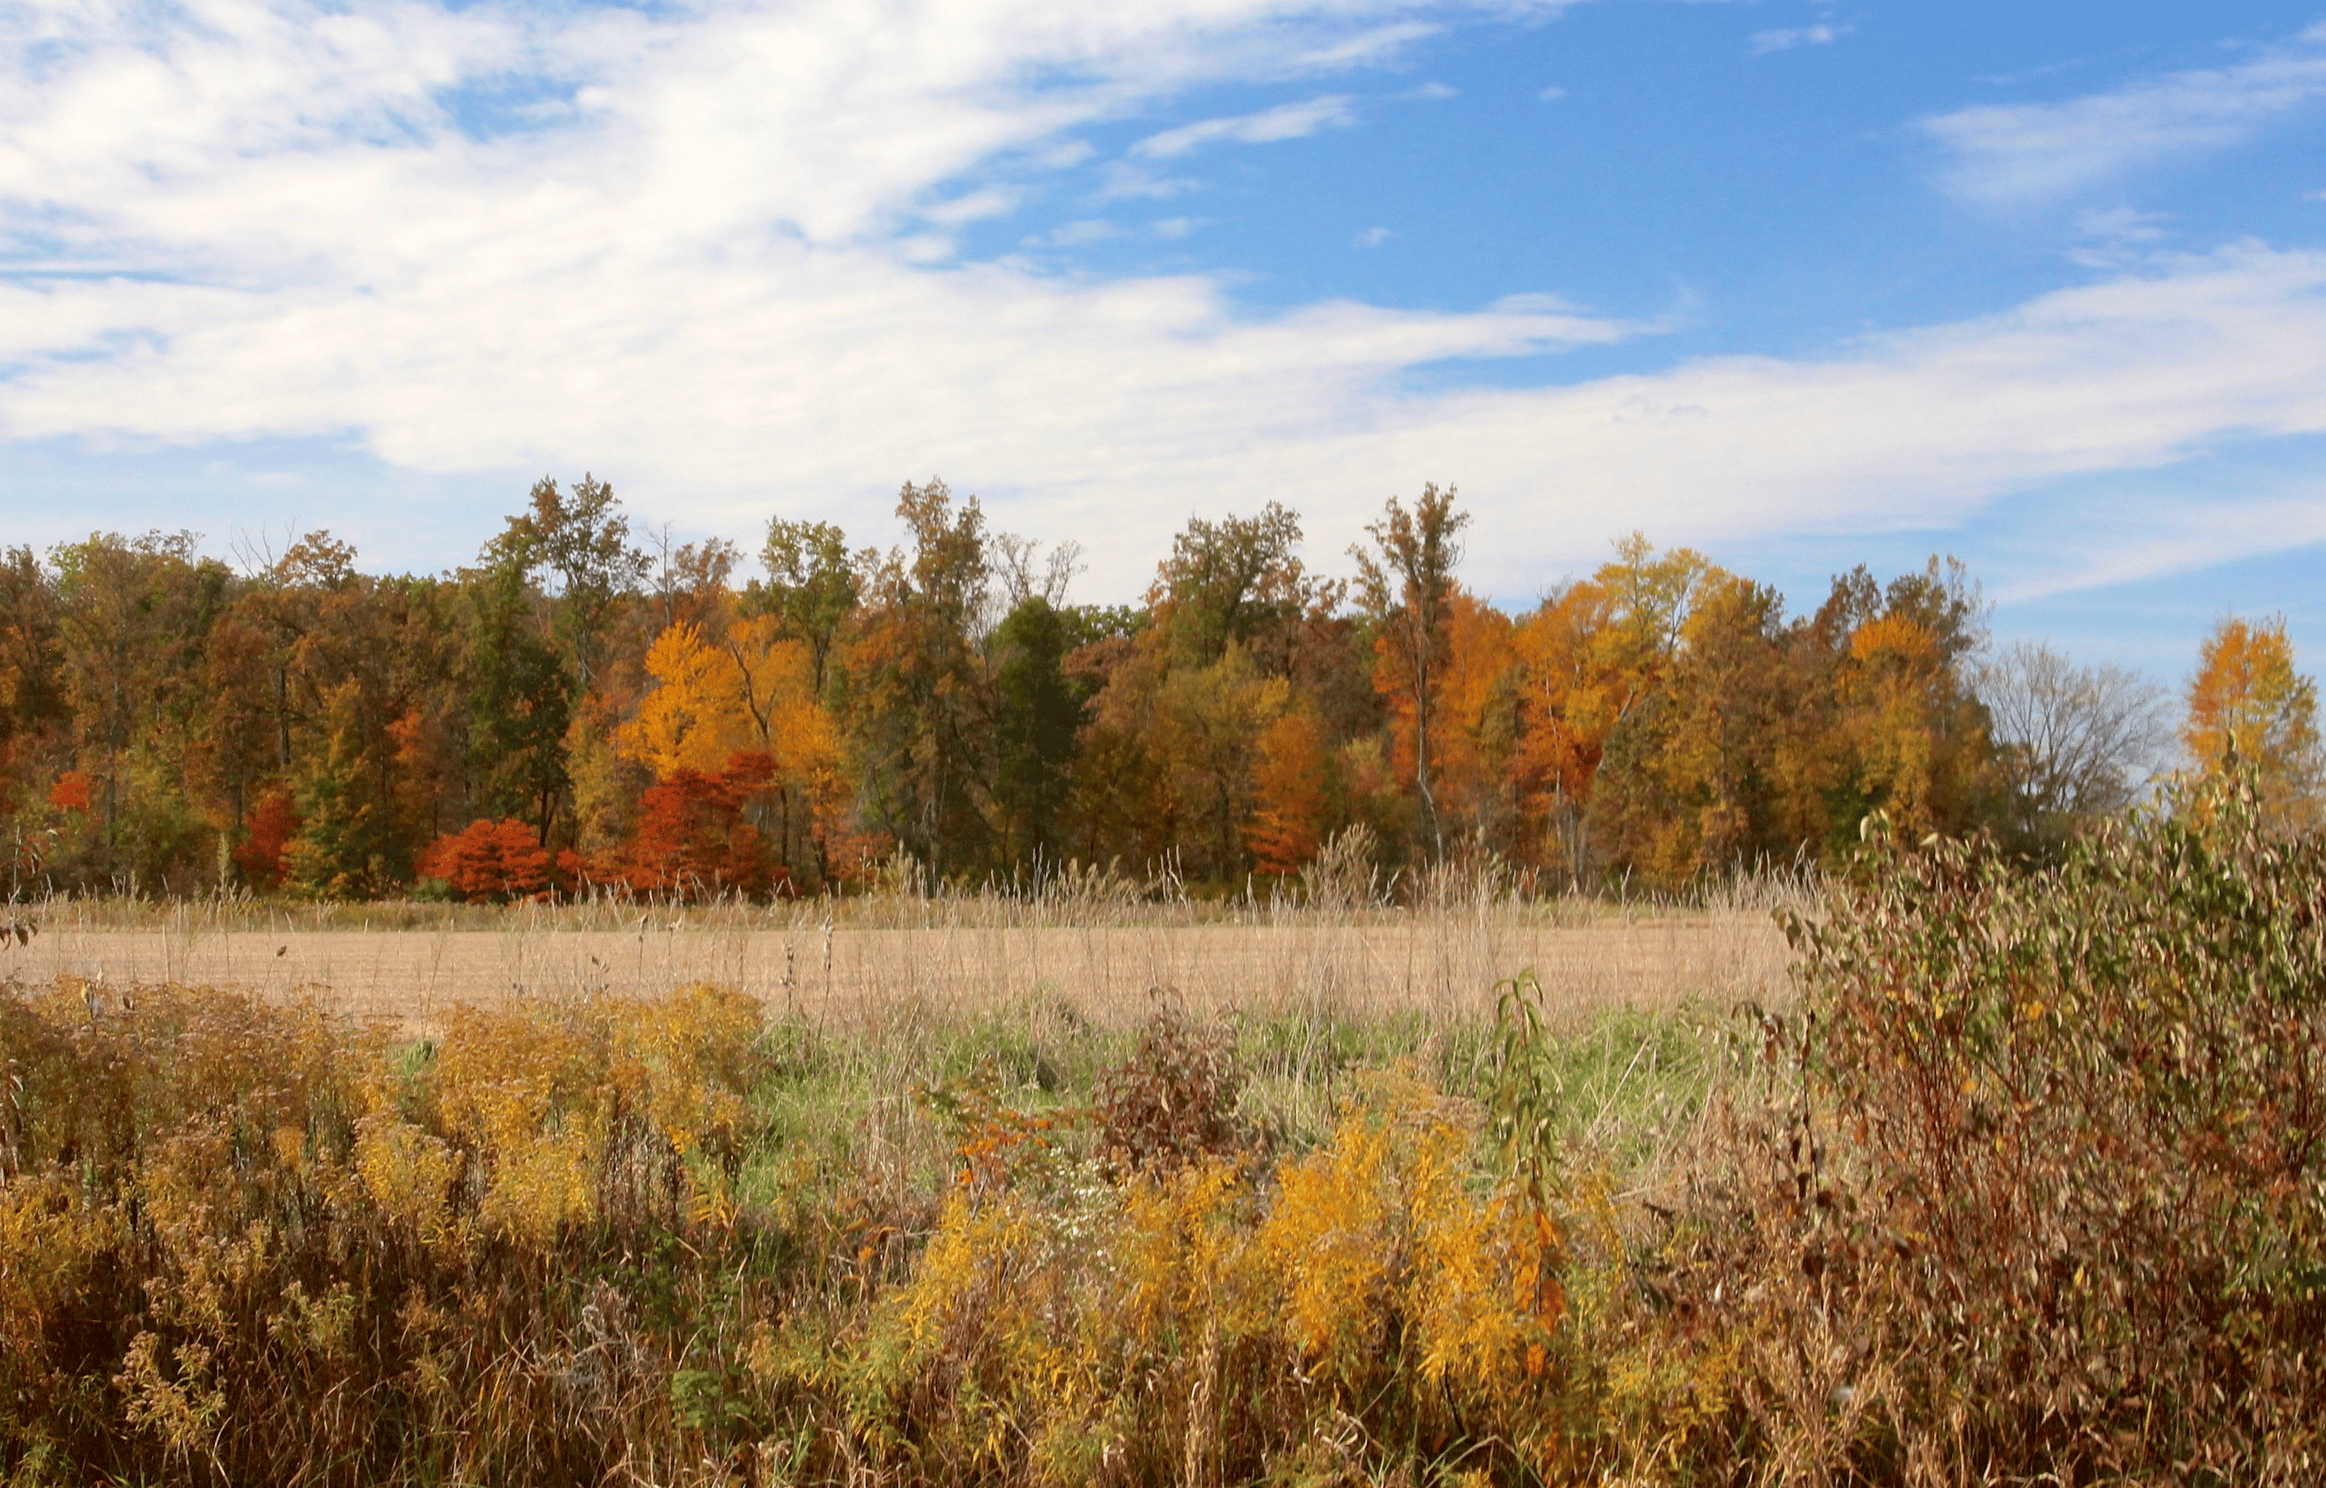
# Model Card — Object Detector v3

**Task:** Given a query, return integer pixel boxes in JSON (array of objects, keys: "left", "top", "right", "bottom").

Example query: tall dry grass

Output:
[{"left": 1, "top": 859, "right": 1799, "bottom": 1031}]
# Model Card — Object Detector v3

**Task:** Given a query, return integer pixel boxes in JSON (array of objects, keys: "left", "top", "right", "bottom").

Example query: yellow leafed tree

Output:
[
  {"left": 620, "top": 621, "right": 757, "bottom": 779},
  {"left": 2184, "top": 615, "right": 2321, "bottom": 825}
]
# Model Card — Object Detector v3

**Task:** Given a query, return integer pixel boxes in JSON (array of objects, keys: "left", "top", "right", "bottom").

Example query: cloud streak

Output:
[
  {"left": 1132, "top": 94, "right": 1357, "bottom": 157},
  {"left": 1924, "top": 25, "right": 2326, "bottom": 203},
  {"left": 1749, "top": 25, "right": 1846, "bottom": 57}
]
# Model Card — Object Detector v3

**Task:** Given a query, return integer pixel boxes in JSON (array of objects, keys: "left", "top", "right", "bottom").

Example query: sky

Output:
[{"left": 3, "top": 0, "right": 2325, "bottom": 682}]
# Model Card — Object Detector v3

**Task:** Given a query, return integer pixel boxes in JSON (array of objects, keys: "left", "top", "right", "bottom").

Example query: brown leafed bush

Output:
[
  {"left": 1615, "top": 769, "right": 2326, "bottom": 1484},
  {"left": 1093, "top": 995, "right": 1245, "bottom": 1175}
]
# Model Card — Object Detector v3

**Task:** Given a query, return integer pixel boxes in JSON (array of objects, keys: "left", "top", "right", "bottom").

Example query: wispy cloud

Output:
[
  {"left": 2000, "top": 494, "right": 2326, "bottom": 603},
  {"left": 1353, "top": 226, "right": 1391, "bottom": 247},
  {"left": 1132, "top": 94, "right": 1356, "bottom": 158},
  {"left": 1924, "top": 26, "right": 2326, "bottom": 203},
  {"left": 1537, "top": 85, "right": 1566, "bottom": 102},
  {"left": 2068, "top": 206, "right": 2172, "bottom": 268},
  {"left": 921, "top": 188, "right": 1020, "bottom": 226},
  {"left": 1023, "top": 219, "right": 1121, "bottom": 248},
  {"left": 1294, "top": 22, "right": 1439, "bottom": 69},
  {"left": 1749, "top": 25, "right": 1847, "bottom": 57}
]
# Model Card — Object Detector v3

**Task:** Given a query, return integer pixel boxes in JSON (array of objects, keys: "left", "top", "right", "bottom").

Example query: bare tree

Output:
[{"left": 1979, "top": 641, "right": 2169, "bottom": 844}]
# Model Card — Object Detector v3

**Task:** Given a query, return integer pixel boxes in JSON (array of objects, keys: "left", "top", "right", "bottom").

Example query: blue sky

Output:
[{"left": 3, "top": 0, "right": 2324, "bottom": 685}]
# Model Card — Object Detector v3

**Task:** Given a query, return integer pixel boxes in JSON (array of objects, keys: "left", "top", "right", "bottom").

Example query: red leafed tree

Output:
[
  {"left": 232, "top": 785, "right": 302, "bottom": 891},
  {"left": 418, "top": 818, "right": 553, "bottom": 903},
  {"left": 622, "top": 751, "right": 783, "bottom": 899},
  {"left": 48, "top": 771, "right": 92, "bottom": 813}
]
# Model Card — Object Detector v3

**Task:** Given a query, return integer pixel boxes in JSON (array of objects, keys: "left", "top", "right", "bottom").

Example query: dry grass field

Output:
[{"left": 5, "top": 895, "right": 1793, "bottom": 1031}]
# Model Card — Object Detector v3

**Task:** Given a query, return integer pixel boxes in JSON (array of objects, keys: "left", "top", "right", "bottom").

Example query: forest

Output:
[{"left": 2, "top": 475, "right": 2317, "bottom": 903}]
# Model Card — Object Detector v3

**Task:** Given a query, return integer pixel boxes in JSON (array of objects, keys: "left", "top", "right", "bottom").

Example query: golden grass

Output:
[{"left": 5, "top": 898, "right": 1793, "bottom": 1033}]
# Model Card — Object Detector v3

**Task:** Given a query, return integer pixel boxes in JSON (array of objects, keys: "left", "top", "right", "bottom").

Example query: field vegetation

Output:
[{"left": 4, "top": 768, "right": 2323, "bottom": 1485}]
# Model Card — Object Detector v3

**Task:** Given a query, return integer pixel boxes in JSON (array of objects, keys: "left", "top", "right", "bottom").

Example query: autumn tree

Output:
[
  {"left": 49, "top": 532, "right": 228, "bottom": 887},
  {"left": 622, "top": 621, "right": 758, "bottom": 780},
  {"left": 2183, "top": 616, "right": 2321, "bottom": 826},
  {"left": 0, "top": 546, "right": 68, "bottom": 822},
  {"left": 1246, "top": 705, "right": 1334, "bottom": 875},
  {"left": 231, "top": 786, "right": 300, "bottom": 891},
  {"left": 1507, "top": 580, "right": 1613, "bottom": 877},
  {"left": 1588, "top": 570, "right": 1794, "bottom": 883},
  {"left": 1810, "top": 558, "right": 1997, "bottom": 846},
  {"left": 1353, "top": 484, "right": 1470, "bottom": 861},
  {"left": 837, "top": 480, "right": 997, "bottom": 878},
  {"left": 623, "top": 754, "right": 779, "bottom": 899},
  {"left": 1505, "top": 536, "right": 1709, "bottom": 880},
  {"left": 417, "top": 818, "right": 553, "bottom": 903}
]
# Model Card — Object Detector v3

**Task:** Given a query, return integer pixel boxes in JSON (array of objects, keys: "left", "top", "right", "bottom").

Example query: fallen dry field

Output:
[{"left": 5, "top": 907, "right": 1792, "bottom": 1031}]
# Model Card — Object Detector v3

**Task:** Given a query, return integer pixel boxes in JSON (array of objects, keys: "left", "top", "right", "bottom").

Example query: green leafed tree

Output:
[
  {"left": 989, "top": 595, "right": 1085, "bottom": 867},
  {"left": 750, "top": 518, "right": 861, "bottom": 694}
]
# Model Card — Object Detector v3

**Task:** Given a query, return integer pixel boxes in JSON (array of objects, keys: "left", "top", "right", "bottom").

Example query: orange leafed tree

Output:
[
  {"left": 1507, "top": 581, "right": 1613, "bottom": 874},
  {"left": 1246, "top": 707, "right": 1333, "bottom": 875},
  {"left": 2184, "top": 615, "right": 2321, "bottom": 822},
  {"left": 1425, "top": 588, "right": 1518, "bottom": 838},
  {"left": 417, "top": 819, "right": 553, "bottom": 903}
]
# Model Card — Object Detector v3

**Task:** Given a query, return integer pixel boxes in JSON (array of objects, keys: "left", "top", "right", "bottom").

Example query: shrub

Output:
[
  {"left": 1631, "top": 769, "right": 2326, "bottom": 1482},
  {"left": 1093, "top": 997, "right": 1244, "bottom": 1175}
]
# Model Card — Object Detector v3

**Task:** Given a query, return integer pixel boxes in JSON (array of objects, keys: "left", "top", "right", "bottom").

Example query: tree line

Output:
[{"left": 1, "top": 476, "right": 2317, "bottom": 901}]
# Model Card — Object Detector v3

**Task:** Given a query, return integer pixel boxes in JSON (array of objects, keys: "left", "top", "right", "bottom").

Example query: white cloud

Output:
[
  {"left": 1537, "top": 85, "right": 1566, "bottom": 102},
  {"left": 1924, "top": 29, "right": 2326, "bottom": 203},
  {"left": 1749, "top": 25, "right": 1846, "bottom": 57},
  {"left": 1403, "top": 246, "right": 2326, "bottom": 595},
  {"left": 1132, "top": 94, "right": 1357, "bottom": 158},
  {"left": 1353, "top": 226, "right": 1391, "bottom": 247},
  {"left": 1404, "top": 81, "right": 1458, "bottom": 100}
]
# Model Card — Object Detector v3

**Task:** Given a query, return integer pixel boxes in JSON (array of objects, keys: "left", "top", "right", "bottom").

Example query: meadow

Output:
[{"left": 4, "top": 774, "right": 2324, "bottom": 1486}]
